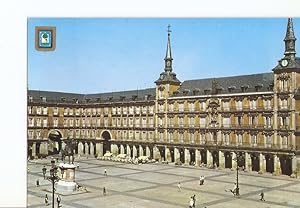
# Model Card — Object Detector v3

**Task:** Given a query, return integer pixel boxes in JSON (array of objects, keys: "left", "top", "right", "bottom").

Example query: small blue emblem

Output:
[{"left": 39, "top": 31, "right": 52, "bottom": 48}]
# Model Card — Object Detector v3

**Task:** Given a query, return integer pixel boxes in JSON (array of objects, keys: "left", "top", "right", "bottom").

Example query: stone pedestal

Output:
[
  {"left": 56, "top": 163, "right": 77, "bottom": 194},
  {"left": 259, "top": 153, "right": 266, "bottom": 174},
  {"left": 185, "top": 149, "right": 190, "bottom": 165},
  {"left": 207, "top": 150, "right": 213, "bottom": 168},
  {"left": 174, "top": 148, "right": 180, "bottom": 163}
]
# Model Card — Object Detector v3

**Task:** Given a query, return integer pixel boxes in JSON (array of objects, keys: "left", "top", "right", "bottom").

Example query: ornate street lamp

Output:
[
  {"left": 47, "top": 165, "right": 60, "bottom": 208},
  {"left": 233, "top": 151, "right": 244, "bottom": 197}
]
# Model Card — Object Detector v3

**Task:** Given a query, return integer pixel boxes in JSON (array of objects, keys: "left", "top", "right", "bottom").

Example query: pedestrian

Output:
[
  {"left": 192, "top": 194, "right": 196, "bottom": 208},
  {"left": 103, "top": 187, "right": 106, "bottom": 196},
  {"left": 232, "top": 183, "right": 237, "bottom": 196},
  {"left": 77, "top": 163, "right": 80, "bottom": 169},
  {"left": 45, "top": 194, "right": 49, "bottom": 206},
  {"left": 56, "top": 194, "right": 61, "bottom": 207},
  {"left": 104, "top": 168, "right": 107, "bottom": 176},
  {"left": 36, "top": 179, "right": 40, "bottom": 187},
  {"left": 177, "top": 182, "right": 181, "bottom": 192},
  {"left": 202, "top": 175, "right": 205, "bottom": 185},
  {"left": 189, "top": 197, "right": 194, "bottom": 208},
  {"left": 260, "top": 191, "right": 265, "bottom": 201},
  {"left": 42, "top": 166, "right": 47, "bottom": 179}
]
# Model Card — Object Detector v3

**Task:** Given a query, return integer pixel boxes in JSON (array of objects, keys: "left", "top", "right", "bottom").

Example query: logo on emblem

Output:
[{"left": 35, "top": 26, "right": 56, "bottom": 51}]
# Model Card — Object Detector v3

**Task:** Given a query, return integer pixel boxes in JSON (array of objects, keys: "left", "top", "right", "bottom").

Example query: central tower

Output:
[{"left": 155, "top": 25, "right": 181, "bottom": 99}]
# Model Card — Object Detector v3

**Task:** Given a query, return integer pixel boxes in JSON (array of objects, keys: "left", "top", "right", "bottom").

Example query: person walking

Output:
[
  {"left": 103, "top": 187, "right": 106, "bottom": 196},
  {"left": 56, "top": 195, "right": 61, "bottom": 207},
  {"left": 192, "top": 194, "right": 196, "bottom": 208},
  {"left": 177, "top": 182, "right": 181, "bottom": 192},
  {"left": 42, "top": 166, "right": 47, "bottom": 179},
  {"left": 104, "top": 168, "right": 107, "bottom": 176},
  {"left": 44, "top": 194, "right": 49, "bottom": 206},
  {"left": 36, "top": 179, "right": 40, "bottom": 187},
  {"left": 260, "top": 191, "right": 265, "bottom": 201},
  {"left": 189, "top": 197, "right": 194, "bottom": 208}
]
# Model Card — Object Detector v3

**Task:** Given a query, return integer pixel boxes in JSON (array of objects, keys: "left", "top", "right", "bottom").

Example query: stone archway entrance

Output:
[
  {"left": 102, "top": 131, "right": 111, "bottom": 154},
  {"left": 48, "top": 130, "right": 62, "bottom": 155}
]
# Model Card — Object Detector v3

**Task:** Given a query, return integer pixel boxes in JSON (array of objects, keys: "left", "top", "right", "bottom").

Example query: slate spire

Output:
[
  {"left": 164, "top": 24, "right": 173, "bottom": 72},
  {"left": 284, "top": 18, "right": 297, "bottom": 58}
]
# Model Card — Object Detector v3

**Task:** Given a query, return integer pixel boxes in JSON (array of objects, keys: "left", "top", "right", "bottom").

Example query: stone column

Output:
[
  {"left": 139, "top": 145, "right": 144, "bottom": 156},
  {"left": 146, "top": 146, "right": 151, "bottom": 157},
  {"left": 207, "top": 150, "right": 213, "bottom": 168},
  {"left": 274, "top": 155, "right": 282, "bottom": 176},
  {"left": 78, "top": 142, "right": 84, "bottom": 155},
  {"left": 292, "top": 155, "right": 297, "bottom": 176},
  {"left": 95, "top": 143, "right": 103, "bottom": 157},
  {"left": 245, "top": 152, "right": 252, "bottom": 172},
  {"left": 185, "top": 149, "right": 190, "bottom": 165},
  {"left": 120, "top": 145, "right": 125, "bottom": 154},
  {"left": 231, "top": 152, "right": 237, "bottom": 171},
  {"left": 219, "top": 151, "right": 225, "bottom": 169},
  {"left": 85, "top": 143, "right": 90, "bottom": 155},
  {"left": 195, "top": 149, "right": 201, "bottom": 166},
  {"left": 111, "top": 144, "right": 118, "bottom": 155},
  {"left": 153, "top": 146, "right": 161, "bottom": 161},
  {"left": 40, "top": 142, "right": 48, "bottom": 156},
  {"left": 174, "top": 148, "right": 180, "bottom": 163},
  {"left": 259, "top": 153, "right": 266, "bottom": 174},
  {"left": 32, "top": 143, "right": 36, "bottom": 157},
  {"left": 133, "top": 146, "right": 137, "bottom": 158},
  {"left": 165, "top": 147, "right": 171, "bottom": 162},
  {"left": 90, "top": 142, "right": 94, "bottom": 156},
  {"left": 127, "top": 145, "right": 131, "bottom": 157}
]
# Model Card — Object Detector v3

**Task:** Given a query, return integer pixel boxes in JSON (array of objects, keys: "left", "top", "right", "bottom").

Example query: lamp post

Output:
[
  {"left": 234, "top": 151, "right": 244, "bottom": 197},
  {"left": 47, "top": 165, "right": 60, "bottom": 208}
]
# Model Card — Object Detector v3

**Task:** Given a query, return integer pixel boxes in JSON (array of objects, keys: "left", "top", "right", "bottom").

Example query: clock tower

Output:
[{"left": 155, "top": 25, "right": 181, "bottom": 99}]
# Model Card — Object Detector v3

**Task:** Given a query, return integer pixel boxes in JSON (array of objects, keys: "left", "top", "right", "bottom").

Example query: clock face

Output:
[
  {"left": 160, "top": 74, "right": 164, "bottom": 79},
  {"left": 281, "top": 59, "right": 288, "bottom": 67},
  {"left": 166, "top": 61, "right": 171, "bottom": 67}
]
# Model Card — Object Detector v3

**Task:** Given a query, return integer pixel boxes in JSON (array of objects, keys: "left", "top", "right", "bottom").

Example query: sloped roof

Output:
[{"left": 174, "top": 72, "right": 274, "bottom": 97}]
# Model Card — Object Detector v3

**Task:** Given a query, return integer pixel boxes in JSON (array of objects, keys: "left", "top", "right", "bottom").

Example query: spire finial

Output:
[
  {"left": 167, "top": 24, "right": 172, "bottom": 35},
  {"left": 284, "top": 18, "right": 297, "bottom": 58}
]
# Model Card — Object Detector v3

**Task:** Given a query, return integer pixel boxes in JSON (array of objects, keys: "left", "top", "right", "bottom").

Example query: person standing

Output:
[
  {"left": 189, "top": 197, "right": 194, "bottom": 208},
  {"left": 104, "top": 168, "right": 107, "bottom": 176},
  {"left": 56, "top": 195, "right": 61, "bottom": 207},
  {"left": 103, "top": 187, "right": 106, "bottom": 196},
  {"left": 177, "top": 182, "right": 181, "bottom": 192},
  {"left": 44, "top": 194, "right": 49, "bottom": 206},
  {"left": 260, "top": 191, "right": 265, "bottom": 201},
  {"left": 42, "top": 166, "right": 47, "bottom": 179},
  {"left": 36, "top": 179, "right": 40, "bottom": 187},
  {"left": 191, "top": 194, "right": 196, "bottom": 208}
]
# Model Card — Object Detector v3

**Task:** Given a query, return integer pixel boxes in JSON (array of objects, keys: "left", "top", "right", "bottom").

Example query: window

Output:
[
  {"left": 149, "top": 118, "right": 153, "bottom": 127},
  {"left": 43, "top": 118, "right": 47, "bottom": 127},
  {"left": 250, "top": 116, "right": 257, "bottom": 126},
  {"left": 189, "top": 102, "right": 195, "bottom": 112},
  {"left": 142, "top": 132, "right": 147, "bottom": 141},
  {"left": 129, "top": 118, "right": 133, "bottom": 127},
  {"left": 92, "top": 108, "right": 96, "bottom": 115},
  {"left": 69, "top": 109, "right": 73, "bottom": 115},
  {"left": 142, "top": 106, "right": 147, "bottom": 114},
  {"left": 117, "top": 107, "right": 121, "bottom": 115},
  {"left": 265, "top": 117, "right": 272, "bottom": 128},
  {"left": 236, "top": 100, "right": 242, "bottom": 111},
  {"left": 142, "top": 118, "right": 146, "bottom": 127},
  {"left": 223, "top": 102, "right": 230, "bottom": 111},
  {"left": 75, "top": 108, "right": 80, "bottom": 116},
  {"left": 179, "top": 133, "right": 184, "bottom": 143},
  {"left": 237, "top": 134, "right": 243, "bottom": 145},
  {"left": 135, "top": 131, "right": 140, "bottom": 140},
  {"left": 159, "top": 117, "right": 163, "bottom": 127},
  {"left": 224, "top": 134, "right": 229, "bottom": 145},
  {"left": 64, "top": 108, "right": 68, "bottom": 115},
  {"left": 64, "top": 119, "right": 67, "bottom": 127},
  {"left": 251, "top": 135, "right": 257, "bottom": 146},
  {"left": 201, "top": 102, "right": 206, "bottom": 111},
  {"left": 266, "top": 135, "right": 272, "bottom": 147},
  {"left": 69, "top": 119, "right": 73, "bottom": 127},
  {"left": 68, "top": 130, "right": 73, "bottom": 138},
  {"left": 112, "top": 107, "right": 116, "bottom": 115},
  {"left": 123, "top": 107, "right": 127, "bottom": 115},
  {"left": 237, "top": 116, "right": 242, "bottom": 126},
  {"left": 82, "top": 119, "right": 85, "bottom": 127},
  {"left": 117, "top": 118, "right": 121, "bottom": 127},
  {"left": 149, "top": 106, "right": 154, "bottom": 114},
  {"left": 104, "top": 107, "right": 108, "bottom": 115},
  {"left": 36, "top": 107, "right": 41, "bottom": 115},
  {"left": 169, "top": 103, "right": 174, "bottom": 112},
  {"left": 54, "top": 118, "right": 58, "bottom": 127},
  {"left": 250, "top": 100, "right": 257, "bottom": 110},
  {"left": 43, "top": 107, "right": 48, "bottom": 115},
  {"left": 282, "top": 136, "right": 288, "bottom": 147},
  {"left": 53, "top": 107, "right": 58, "bottom": 115},
  {"left": 135, "top": 118, "right": 140, "bottom": 127},
  {"left": 189, "top": 117, "right": 195, "bottom": 127},
  {"left": 200, "top": 117, "right": 206, "bottom": 128},
  {"left": 179, "top": 103, "right": 184, "bottom": 112},
  {"left": 265, "top": 99, "right": 272, "bottom": 110},
  {"left": 123, "top": 118, "right": 127, "bottom": 127},
  {"left": 36, "top": 118, "right": 41, "bottom": 127},
  {"left": 28, "top": 131, "right": 33, "bottom": 139},
  {"left": 200, "top": 134, "right": 206, "bottom": 144},
  {"left": 190, "top": 133, "right": 194, "bottom": 144},
  {"left": 76, "top": 130, "right": 79, "bottom": 138},
  {"left": 223, "top": 117, "right": 230, "bottom": 128},
  {"left": 129, "top": 106, "right": 134, "bottom": 114},
  {"left": 75, "top": 119, "right": 79, "bottom": 127},
  {"left": 280, "top": 116, "right": 288, "bottom": 128},
  {"left": 179, "top": 117, "right": 184, "bottom": 127},
  {"left": 159, "top": 104, "right": 164, "bottom": 112},
  {"left": 148, "top": 132, "right": 153, "bottom": 140},
  {"left": 28, "top": 107, "right": 32, "bottom": 114},
  {"left": 29, "top": 118, "right": 34, "bottom": 127},
  {"left": 135, "top": 106, "right": 140, "bottom": 114}
]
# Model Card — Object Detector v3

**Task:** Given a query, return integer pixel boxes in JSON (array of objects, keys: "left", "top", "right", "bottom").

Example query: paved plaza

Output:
[{"left": 28, "top": 157, "right": 300, "bottom": 208}]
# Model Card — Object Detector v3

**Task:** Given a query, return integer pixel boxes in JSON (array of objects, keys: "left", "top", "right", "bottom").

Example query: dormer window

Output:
[
  {"left": 193, "top": 88, "right": 201, "bottom": 95},
  {"left": 41, "top": 96, "right": 46, "bottom": 102},
  {"left": 228, "top": 86, "right": 236, "bottom": 93},
  {"left": 183, "top": 89, "right": 190, "bottom": 95},
  {"left": 61, "top": 97, "right": 66, "bottom": 102},
  {"left": 241, "top": 85, "right": 249, "bottom": 92},
  {"left": 204, "top": 88, "right": 211, "bottom": 95},
  {"left": 132, "top": 95, "right": 138, "bottom": 101},
  {"left": 108, "top": 96, "right": 113, "bottom": 101},
  {"left": 255, "top": 83, "right": 263, "bottom": 92},
  {"left": 120, "top": 96, "right": 126, "bottom": 101},
  {"left": 28, "top": 96, "right": 33, "bottom": 102}
]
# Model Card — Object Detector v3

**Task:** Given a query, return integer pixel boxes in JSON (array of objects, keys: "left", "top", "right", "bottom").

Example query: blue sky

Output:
[{"left": 28, "top": 18, "right": 300, "bottom": 94}]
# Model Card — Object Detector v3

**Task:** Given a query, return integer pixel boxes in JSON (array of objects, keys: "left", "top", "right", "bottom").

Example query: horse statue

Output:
[{"left": 61, "top": 137, "right": 75, "bottom": 164}]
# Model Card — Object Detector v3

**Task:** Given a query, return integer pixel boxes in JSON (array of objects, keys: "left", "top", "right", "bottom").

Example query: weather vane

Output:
[{"left": 167, "top": 24, "right": 172, "bottom": 34}]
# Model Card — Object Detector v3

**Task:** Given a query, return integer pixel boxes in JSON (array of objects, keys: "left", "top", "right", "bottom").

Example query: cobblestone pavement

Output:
[{"left": 27, "top": 157, "right": 300, "bottom": 208}]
